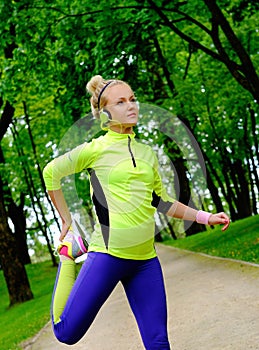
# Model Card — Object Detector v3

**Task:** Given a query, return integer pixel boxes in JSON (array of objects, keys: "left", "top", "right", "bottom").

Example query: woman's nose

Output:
[{"left": 127, "top": 101, "right": 137, "bottom": 108}]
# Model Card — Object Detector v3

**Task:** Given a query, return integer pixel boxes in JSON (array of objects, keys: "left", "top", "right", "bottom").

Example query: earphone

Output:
[{"left": 99, "top": 109, "right": 112, "bottom": 128}]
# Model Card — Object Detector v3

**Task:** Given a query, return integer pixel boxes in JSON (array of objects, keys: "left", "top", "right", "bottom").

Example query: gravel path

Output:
[{"left": 22, "top": 244, "right": 259, "bottom": 350}]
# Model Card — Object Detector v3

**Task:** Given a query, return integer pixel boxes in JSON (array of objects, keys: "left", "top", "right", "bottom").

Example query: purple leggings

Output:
[{"left": 52, "top": 252, "right": 171, "bottom": 349}]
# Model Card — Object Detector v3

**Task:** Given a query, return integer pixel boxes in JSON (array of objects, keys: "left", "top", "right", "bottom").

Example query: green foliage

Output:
[{"left": 164, "top": 215, "right": 259, "bottom": 264}]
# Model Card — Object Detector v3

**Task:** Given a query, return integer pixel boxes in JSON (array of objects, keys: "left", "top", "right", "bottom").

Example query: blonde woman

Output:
[{"left": 43, "top": 75, "right": 230, "bottom": 349}]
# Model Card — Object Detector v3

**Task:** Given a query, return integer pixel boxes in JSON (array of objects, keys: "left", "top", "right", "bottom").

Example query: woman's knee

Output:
[{"left": 53, "top": 320, "right": 85, "bottom": 345}]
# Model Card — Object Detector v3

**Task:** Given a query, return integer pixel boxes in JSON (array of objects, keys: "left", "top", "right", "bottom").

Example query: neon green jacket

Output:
[{"left": 43, "top": 129, "right": 175, "bottom": 260}]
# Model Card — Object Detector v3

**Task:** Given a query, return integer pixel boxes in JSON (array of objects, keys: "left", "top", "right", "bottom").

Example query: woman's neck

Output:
[{"left": 109, "top": 124, "right": 134, "bottom": 134}]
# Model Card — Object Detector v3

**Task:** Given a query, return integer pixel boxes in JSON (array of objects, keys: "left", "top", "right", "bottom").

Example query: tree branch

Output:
[
  {"left": 0, "top": 101, "right": 15, "bottom": 142},
  {"left": 203, "top": 0, "right": 259, "bottom": 100},
  {"left": 146, "top": 0, "right": 224, "bottom": 62},
  {"left": 210, "top": 18, "right": 250, "bottom": 91}
]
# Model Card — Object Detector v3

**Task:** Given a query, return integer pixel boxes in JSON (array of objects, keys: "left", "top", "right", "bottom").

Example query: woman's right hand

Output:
[{"left": 59, "top": 220, "right": 72, "bottom": 242}]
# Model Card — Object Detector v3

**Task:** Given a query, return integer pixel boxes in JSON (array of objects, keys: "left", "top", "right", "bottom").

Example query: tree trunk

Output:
[
  {"left": 245, "top": 106, "right": 259, "bottom": 215},
  {"left": 165, "top": 216, "right": 177, "bottom": 240},
  {"left": 0, "top": 100, "right": 34, "bottom": 305},
  {"left": 0, "top": 145, "right": 31, "bottom": 265},
  {"left": 0, "top": 181, "right": 33, "bottom": 307},
  {"left": 162, "top": 133, "right": 205, "bottom": 236},
  {"left": 11, "top": 113, "right": 58, "bottom": 267},
  {"left": 8, "top": 194, "right": 31, "bottom": 265},
  {"left": 231, "top": 159, "right": 252, "bottom": 218},
  {"left": 206, "top": 169, "right": 224, "bottom": 213}
]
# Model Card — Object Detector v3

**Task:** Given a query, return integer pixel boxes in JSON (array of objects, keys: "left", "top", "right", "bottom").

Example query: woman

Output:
[{"left": 43, "top": 75, "right": 230, "bottom": 349}]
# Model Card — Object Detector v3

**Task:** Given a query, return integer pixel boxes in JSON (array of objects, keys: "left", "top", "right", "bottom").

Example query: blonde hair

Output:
[{"left": 86, "top": 75, "right": 129, "bottom": 119}]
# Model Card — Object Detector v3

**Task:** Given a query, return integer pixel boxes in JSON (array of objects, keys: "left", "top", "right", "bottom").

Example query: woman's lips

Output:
[{"left": 127, "top": 113, "right": 137, "bottom": 118}]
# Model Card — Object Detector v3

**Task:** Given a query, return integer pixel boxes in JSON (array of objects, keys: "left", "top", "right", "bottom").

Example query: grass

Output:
[
  {"left": 0, "top": 260, "right": 57, "bottom": 350},
  {"left": 163, "top": 215, "right": 259, "bottom": 265},
  {"left": 1, "top": 215, "right": 258, "bottom": 350}
]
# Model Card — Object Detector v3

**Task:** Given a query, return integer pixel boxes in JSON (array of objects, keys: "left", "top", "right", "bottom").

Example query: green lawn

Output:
[
  {"left": 163, "top": 215, "right": 259, "bottom": 264},
  {"left": 0, "top": 261, "right": 57, "bottom": 350},
  {"left": 1, "top": 215, "right": 258, "bottom": 350}
]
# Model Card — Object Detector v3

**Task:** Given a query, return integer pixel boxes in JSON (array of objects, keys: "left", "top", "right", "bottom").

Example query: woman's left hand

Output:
[{"left": 208, "top": 212, "right": 230, "bottom": 231}]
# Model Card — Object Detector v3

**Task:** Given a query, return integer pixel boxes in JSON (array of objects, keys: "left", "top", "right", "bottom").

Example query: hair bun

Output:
[{"left": 86, "top": 75, "right": 104, "bottom": 95}]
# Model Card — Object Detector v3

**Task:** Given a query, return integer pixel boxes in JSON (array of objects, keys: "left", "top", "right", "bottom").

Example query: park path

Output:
[{"left": 22, "top": 244, "right": 259, "bottom": 350}]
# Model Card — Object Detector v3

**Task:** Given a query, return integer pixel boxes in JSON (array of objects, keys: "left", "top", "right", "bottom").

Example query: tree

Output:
[
  {"left": 140, "top": 0, "right": 258, "bottom": 217},
  {"left": 0, "top": 169, "right": 33, "bottom": 306}
]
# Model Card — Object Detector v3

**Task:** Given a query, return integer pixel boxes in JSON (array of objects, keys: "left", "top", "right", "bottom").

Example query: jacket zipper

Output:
[{"left": 128, "top": 136, "right": 136, "bottom": 168}]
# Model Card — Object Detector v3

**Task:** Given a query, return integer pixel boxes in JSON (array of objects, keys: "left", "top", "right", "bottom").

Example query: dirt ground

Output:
[{"left": 21, "top": 244, "right": 259, "bottom": 350}]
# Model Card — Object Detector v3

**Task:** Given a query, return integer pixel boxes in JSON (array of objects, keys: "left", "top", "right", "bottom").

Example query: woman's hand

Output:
[
  {"left": 208, "top": 212, "right": 230, "bottom": 231},
  {"left": 59, "top": 220, "right": 72, "bottom": 242}
]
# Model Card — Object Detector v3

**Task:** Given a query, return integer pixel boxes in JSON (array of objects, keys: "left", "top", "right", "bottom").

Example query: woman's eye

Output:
[{"left": 116, "top": 98, "right": 137, "bottom": 105}]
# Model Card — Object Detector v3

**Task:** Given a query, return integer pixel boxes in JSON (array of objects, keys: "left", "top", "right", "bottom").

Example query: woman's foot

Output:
[{"left": 58, "top": 222, "right": 88, "bottom": 260}]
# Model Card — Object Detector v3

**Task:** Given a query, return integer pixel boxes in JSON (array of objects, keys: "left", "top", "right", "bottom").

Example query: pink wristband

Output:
[{"left": 196, "top": 210, "right": 211, "bottom": 225}]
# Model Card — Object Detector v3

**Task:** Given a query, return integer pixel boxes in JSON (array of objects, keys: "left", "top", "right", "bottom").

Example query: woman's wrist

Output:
[
  {"left": 196, "top": 210, "right": 212, "bottom": 225},
  {"left": 61, "top": 216, "right": 72, "bottom": 227}
]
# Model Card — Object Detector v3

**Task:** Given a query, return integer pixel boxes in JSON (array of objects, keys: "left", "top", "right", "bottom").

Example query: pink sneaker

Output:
[{"left": 58, "top": 221, "right": 88, "bottom": 260}]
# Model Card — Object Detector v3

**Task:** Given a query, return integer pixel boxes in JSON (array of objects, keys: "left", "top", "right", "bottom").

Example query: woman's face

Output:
[{"left": 104, "top": 84, "right": 139, "bottom": 127}]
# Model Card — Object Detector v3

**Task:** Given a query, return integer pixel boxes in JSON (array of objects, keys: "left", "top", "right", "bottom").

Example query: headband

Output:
[{"left": 97, "top": 81, "right": 113, "bottom": 110}]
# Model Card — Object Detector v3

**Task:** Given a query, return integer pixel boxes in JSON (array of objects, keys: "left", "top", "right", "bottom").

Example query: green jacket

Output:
[{"left": 43, "top": 129, "right": 175, "bottom": 260}]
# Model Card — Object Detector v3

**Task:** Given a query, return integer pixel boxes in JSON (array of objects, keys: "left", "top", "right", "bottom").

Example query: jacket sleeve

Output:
[{"left": 43, "top": 139, "right": 99, "bottom": 191}]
